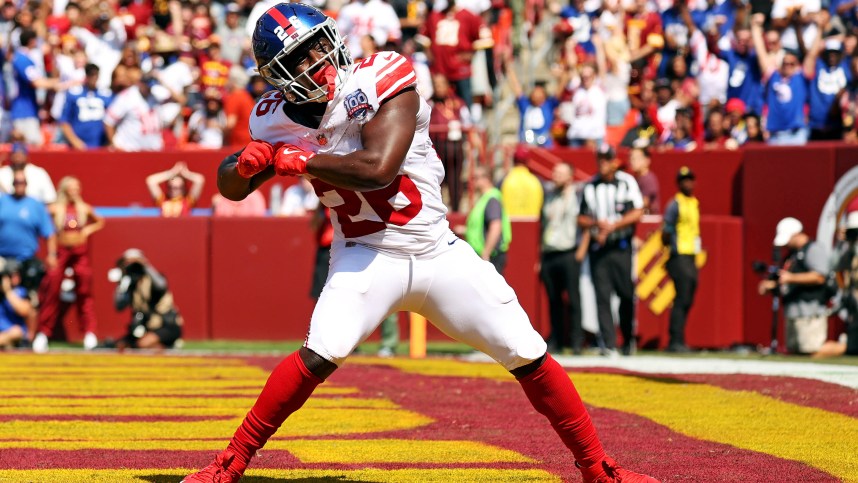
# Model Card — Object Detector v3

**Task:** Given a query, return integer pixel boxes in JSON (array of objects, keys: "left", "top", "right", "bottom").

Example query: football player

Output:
[{"left": 182, "top": 4, "right": 659, "bottom": 482}]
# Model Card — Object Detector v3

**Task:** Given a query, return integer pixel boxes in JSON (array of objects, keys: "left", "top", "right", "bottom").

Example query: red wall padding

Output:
[
  {"left": 55, "top": 216, "right": 744, "bottom": 349},
  {"left": 87, "top": 218, "right": 210, "bottom": 340}
]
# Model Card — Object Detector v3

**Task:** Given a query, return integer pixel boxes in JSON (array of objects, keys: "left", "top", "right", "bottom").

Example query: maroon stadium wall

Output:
[{"left": 26, "top": 145, "right": 858, "bottom": 348}]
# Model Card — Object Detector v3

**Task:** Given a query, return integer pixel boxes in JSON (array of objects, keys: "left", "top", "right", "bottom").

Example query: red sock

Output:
[
  {"left": 226, "top": 351, "right": 323, "bottom": 466},
  {"left": 517, "top": 354, "right": 606, "bottom": 468}
]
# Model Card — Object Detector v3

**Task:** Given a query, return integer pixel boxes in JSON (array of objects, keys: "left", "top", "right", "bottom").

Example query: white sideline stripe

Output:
[{"left": 461, "top": 353, "right": 858, "bottom": 389}]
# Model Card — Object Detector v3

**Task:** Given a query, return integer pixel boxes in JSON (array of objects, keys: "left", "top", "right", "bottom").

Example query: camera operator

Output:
[
  {"left": 0, "top": 259, "right": 33, "bottom": 350},
  {"left": 108, "top": 249, "right": 183, "bottom": 350},
  {"left": 758, "top": 217, "right": 830, "bottom": 354}
]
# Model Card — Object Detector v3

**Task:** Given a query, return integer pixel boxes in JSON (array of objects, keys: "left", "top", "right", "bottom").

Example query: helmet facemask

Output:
[{"left": 257, "top": 19, "right": 352, "bottom": 104}]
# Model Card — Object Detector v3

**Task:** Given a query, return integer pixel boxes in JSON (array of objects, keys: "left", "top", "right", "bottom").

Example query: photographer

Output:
[
  {"left": 758, "top": 218, "right": 829, "bottom": 354},
  {"left": 0, "top": 259, "right": 33, "bottom": 350},
  {"left": 109, "top": 249, "right": 183, "bottom": 350}
]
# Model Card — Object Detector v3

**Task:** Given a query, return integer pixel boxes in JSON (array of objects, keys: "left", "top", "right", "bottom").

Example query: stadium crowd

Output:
[{"left": 3, "top": 0, "right": 858, "bottom": 152}]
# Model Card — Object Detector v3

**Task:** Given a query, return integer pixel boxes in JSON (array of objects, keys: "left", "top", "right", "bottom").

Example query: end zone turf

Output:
[{"left": 0, "top": 353, "right": 855, "bottom": 482}]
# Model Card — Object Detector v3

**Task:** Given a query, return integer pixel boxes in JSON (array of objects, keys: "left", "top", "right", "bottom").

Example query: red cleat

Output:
[
  {"left": 181, "top": 449, "right": 245, "bottom": 483},
  {"left": 578, "top": 456, "right": 660, "bottom": 483}
]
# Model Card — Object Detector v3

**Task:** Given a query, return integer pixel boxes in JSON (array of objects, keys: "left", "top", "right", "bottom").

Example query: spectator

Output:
[
  {"left": 428, "top": 74, "right": 477, "bottom": 211},
  {"left": 223, "top": 67, "right": 255, "bottom": 148},
  {"left": 104, "top": 72, "right": 165, "bottom": 151},
  {"left": 624, "top": 0, "right": 665, "bottom": 95},
  {"left": 601, "top": 20, "right": 633, "bottom": 128},
  {"left": 216, "top": 3, "right": 247, "bottom": 64},
  {"left": 0, "top": 169, "right": 57, "bottom": 274},
  {"left": 578, "top": 145, "right": 644, "bottom": 356},
  {"left": 662, "top": 167, "right": 701, "bottom": 353},
  {"left": 703, "top": 108, "right": 735, "bottom": 149},
  {"left": 540, "top": 162, "right": 589, "bottom": 354},
  {"left": 401, "top": 38, "right": 434, "bottom": 101},
  {"left": 500, "top": 145, "right": 544, "bottom": 218},
  {"left": 506, "top": 59, "right": 560, "bottom": 147},
  {"left": 33, "top": 176, "right": 104, "bottom": 354},
  {"left": 338, "top": 0, "right": 402, "bottom": 60},
  {"left": 0, "top": 258, "right": 31, "bottom": 350},
  {"left": 665, "top": 107, "right": 699, "bottom": 150},
  {"left": 60, "top": 64, "right": 113, "bottom": 150},
  {"left": 744, "top": 113, "right": 766, "bottom": 143},
  {"left": 463, "top": 166, "right": 512, "bottom": 274},
  {"left": 50, "top": 39, "right": 88, "bottom": 129},
  {"left": 0, "top": 143, "right": 56, "bottom": 204},
  {"left": 807, "top": 37, "right": 852, "bottom": 140},
  {"left": 212, "top": 191, "right": 267, "bottom": 217},
  {"left": 628, "top": 145, "right": 660, "bottom": 214},
  {"left": 720, "top": 24, "right": 765, "bottom": 116},
  {"left": 146, "top": 162, "right": 205, "bottom": 218},
  {"left": 199, "top": 42, "right": 231, "bottom": 94},
  {"left": 758, "top": 217, "right": 830, "bottom": 354},
  {"left": 752, "top": 13, "right": 811, "bottom": 145},
  {"left": 562, "top": 58, "right": 608, "bottom": 148},
  {"left": 69, "top": 12, "right": 127, "bottom": 90},
  {"left": 279, "top": 179, "right": 319, "bottom": 217},
  {"left": 423, "top": 0, "right": 493, "bottom": 118},
  {"left": 107, "top": 248, "right": 183, "bottom": 350},
  {"left": 188, "top": 91, "right": 226, "bottom": 148},
  {"left": 10, "top": 28, "right": 61, "bottom": 146}
]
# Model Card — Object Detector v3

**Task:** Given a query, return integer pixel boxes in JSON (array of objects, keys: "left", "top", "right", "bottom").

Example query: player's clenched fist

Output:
[
  {"left": 273, "top": 144, "right": 316, "bottom": 176},
  {"left": 236, "top": 140, "right": 276, "bottom": 178}
]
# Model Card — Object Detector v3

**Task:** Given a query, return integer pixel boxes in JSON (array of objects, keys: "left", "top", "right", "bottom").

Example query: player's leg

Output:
[
  {"left": 416, "top": 242, "right": 605, "bottom": 465},
  {"left": 417, "top": 242, "right": 658, "bottom": 482},
  {"left": 183, "top": 244, "right": 403, "bottom": 482}
]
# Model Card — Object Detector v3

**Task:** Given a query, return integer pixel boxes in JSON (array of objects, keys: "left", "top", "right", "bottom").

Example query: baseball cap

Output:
[
  {"left": 725, "top": 98, "right": 746, "bottom": 114},
  {"left": 676, "top": 166, "right": 695, "bottom": 183},
  {"left": 824, "top": 38, "right": 843, "bottom": 52},
  {"left": 654, "top": 78, "right": 672, "bottom": 90},
  {"left": 596, "top": 143, "right": 616, "bottom": 161},
  {"left": 513, "top": 144, "right": 530, "bottom": 164},
  {"left": 773, "top": 217, "right": 803, "bottom": 247},
  {"left": 121, "top": 248, "right": 146, "bottom": 261},
  {"left": 226, "top": 2, "right": 240, "bottom": 13},
  {"left": 11, "top": 142, "right": 27, "bottom": 155},
  {"left": 846, "top": 211, "right": 858, "bottom": 230}
]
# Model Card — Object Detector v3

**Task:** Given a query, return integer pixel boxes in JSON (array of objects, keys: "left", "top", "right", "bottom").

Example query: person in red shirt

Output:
[
  {"left": 422, "top": 0, "right": 493, "bottom": 115},
  {"left": 624, "top": 0, "right": 664, "bottom": 99},
  {"left": 223, "top": 67, "right": 255, "bottom": 147}
]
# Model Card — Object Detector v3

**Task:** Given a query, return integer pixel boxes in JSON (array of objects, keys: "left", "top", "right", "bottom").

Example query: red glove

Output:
[
  {"left": 273, "top": 144, "right": 316, "bottom": 176},
  {"left": 236, "top": 140, "right": 276, "bottom": 178}
]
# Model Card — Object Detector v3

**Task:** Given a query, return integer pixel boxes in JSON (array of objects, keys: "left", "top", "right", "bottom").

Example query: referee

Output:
[{"left": 578, "top": 145, "right": 644, "bottom": 356}]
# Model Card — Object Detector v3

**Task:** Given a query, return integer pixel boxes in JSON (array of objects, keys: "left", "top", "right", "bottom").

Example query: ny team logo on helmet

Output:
[{"left": 252, "top": 3, "right": 352, "bottom": 104}]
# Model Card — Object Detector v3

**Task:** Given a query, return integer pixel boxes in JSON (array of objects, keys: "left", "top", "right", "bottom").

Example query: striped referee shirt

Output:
[{"left": 580, "top": 170, "right": 644, "bottom": 247}]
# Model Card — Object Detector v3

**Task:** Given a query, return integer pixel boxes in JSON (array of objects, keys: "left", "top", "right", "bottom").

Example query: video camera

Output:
[{"left": 752, "top": 261, "right": 780, "bottom": 282}]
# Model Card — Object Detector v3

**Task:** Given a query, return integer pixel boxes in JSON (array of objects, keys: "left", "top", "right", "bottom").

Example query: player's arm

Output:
[
  {"left": 304, "top": 88, "right": 419, "bottom": 191},
  {"left": 217, "top": 148, "right": 277, "bottom": 201}
]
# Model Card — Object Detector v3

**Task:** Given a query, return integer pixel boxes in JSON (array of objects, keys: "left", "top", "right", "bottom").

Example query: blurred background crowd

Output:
[{"left": 4, "top": 0, "right": 858, "bottom": 156}]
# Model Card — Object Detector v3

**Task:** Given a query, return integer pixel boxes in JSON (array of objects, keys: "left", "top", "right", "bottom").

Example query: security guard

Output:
[{"left": 662, "top": 167, "right": 700, "bottom": 353}]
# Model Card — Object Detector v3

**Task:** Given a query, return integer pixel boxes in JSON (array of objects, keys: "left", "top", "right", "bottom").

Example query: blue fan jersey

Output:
[{"left": 60, "top": 86, "right": 114, "bottom": 148}]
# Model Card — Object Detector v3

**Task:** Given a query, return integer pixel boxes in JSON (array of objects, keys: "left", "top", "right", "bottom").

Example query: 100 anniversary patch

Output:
[{"left": 344, "top": 89, "right": 374, "bottom": 121}]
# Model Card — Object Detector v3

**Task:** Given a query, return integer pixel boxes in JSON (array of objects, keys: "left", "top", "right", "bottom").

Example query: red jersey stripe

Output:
[
  {"left": 376, "top": 54, "right": 404, "bottom": 78},
  {"left": 268, "top": 8, "right": 297, "bottom": 36},
  {"left": 376, "top": 62, "right": 415, "bottom": 99}
]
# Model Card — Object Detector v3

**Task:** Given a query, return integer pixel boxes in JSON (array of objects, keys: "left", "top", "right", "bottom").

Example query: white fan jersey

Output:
[{"left": 249, "top": 51, "right": 450, "bottom": 256}]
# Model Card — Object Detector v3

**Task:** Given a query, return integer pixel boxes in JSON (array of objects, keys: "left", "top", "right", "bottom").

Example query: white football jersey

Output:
[{"left": 249, "top": 51, "right": 450, "bottom": 256}]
